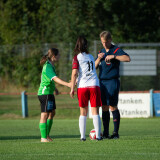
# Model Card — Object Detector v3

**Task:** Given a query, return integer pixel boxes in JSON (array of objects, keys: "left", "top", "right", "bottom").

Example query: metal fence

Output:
[{"left": 0, "top": 41, "right": 160, "bottom": 91}]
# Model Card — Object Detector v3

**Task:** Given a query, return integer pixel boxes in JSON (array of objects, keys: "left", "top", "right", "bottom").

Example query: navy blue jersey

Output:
[{"left": 97, "top": 44, "right": 128, "bottom": 80}]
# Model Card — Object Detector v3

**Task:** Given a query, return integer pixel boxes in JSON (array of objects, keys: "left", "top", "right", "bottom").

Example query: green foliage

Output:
[
  {"left": 1, "top": 0, "right": 159, "bottom": 44},
  {"left": 0, "top": 0, "right": 160, "bottom": 90},
  {"left": 0, "top": 46, "right": 42, "bottom": 89},
  {"left": 110, "top": 0, "right": 160, "bottom": 42},
  {"left": 11, "top": 54, "right": 42, "bottom": 88}
]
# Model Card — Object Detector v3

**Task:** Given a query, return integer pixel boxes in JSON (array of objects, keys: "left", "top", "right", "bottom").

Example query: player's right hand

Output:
[
  {"left": 98, "top": 52, "right": 105, "bottom": 59},
  {"left": 70, "top": 90, "right": 74, "bottom": 99}
]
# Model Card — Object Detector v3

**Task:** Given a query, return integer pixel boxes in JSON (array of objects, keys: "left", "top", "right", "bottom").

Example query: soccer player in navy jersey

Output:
[{"left": 95, "top": 31, "right": 131, "bottom": 139}]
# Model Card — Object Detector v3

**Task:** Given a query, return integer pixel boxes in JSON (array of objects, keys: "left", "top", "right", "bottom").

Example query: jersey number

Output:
[{"left": 87, "top": 61, "right": 93, "bottom": 71}]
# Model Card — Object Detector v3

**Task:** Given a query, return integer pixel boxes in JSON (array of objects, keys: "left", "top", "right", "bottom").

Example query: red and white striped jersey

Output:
[{"left": 72, "top": 52, "right": 99, "bottom": 88}]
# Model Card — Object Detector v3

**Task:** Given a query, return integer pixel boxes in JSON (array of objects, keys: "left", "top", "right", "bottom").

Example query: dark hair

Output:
[
  {"left": 40, "top": 48, "right": 59, "bottom": 65},
  {"left": 74, "top": 36, "right": 89, "bottom": 55}
]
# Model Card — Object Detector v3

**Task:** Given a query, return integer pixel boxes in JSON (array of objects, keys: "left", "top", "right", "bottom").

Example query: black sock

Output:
[
  {"left": 112, "top": 109, "right": 120, "bottom": 134},
  {"left": 102, "top": 111, "right": 110, "bottom": 135}
]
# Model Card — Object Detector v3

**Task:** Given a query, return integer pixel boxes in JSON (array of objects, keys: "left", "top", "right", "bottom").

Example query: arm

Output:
[
  {"left": 115, "top": 55, "right": 131, "bottom": 62},
  {"left": 70, "top": 69, "right": 78, "bottom": 98},
  {"left": 105, "top": 55, "right": 131, "bottom": 62},
  {"left": 52, "top": 77, "right": 71, "bottom": 88},
  {"left": 95, "top": 53, "right": 105, "bottom": 68},
  {"left": 95, "top": 57, "right": 101, "bottom": 69}
]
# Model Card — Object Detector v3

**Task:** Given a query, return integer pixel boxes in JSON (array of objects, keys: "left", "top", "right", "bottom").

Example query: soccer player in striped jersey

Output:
[
  {"left": 70, "top": 36, "right": 102, "bottom": 141},
  {"left": 95, "top": 31, "right": 131, "bottom": 139},
  {"left": 38, "top": 48, "right": 71, "bottom": 142}
]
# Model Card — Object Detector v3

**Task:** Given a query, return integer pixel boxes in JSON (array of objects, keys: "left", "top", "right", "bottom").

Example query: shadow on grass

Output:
[{"left": 0, "top": 134, "right": 80, "bottom": 140}]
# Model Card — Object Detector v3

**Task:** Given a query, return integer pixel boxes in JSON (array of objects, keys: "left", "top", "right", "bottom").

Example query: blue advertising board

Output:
[{"left": 153, "top": 93, "right": 160, "bottom": 117}]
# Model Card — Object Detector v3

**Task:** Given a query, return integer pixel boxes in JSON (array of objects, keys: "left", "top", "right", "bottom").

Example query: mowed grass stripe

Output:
[{"left": 0, "top": 118, "right": 160, "bottom": 160}]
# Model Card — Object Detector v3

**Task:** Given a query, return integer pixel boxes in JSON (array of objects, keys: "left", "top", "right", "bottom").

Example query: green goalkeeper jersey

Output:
[{"left": 38, "top": 60, "right": 57, "bottom": 95}]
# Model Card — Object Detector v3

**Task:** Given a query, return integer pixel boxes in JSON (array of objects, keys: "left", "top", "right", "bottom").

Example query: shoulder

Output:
[
  {"left": 42, "top": 61, "right": 48, "bottom": 69},
  {"left": 72, "top": 54, "right": 79, "bottom": 69},
  {"left": 76, "top": 52, "right": 88, "bottom": 59},
  {"left": 73, "top": 54, "right": 79, "bottom": 61},
  {"left": 47, "top": 61, "right": 53, "bottom": 68},
  {"left": 111, "top": 45, "right": 123, "bottom": 53},
  {"left": 112, "top": 45, "right": 128, "bottom": 55},
  {"left": 111, "top": 45, "right": 120, "bottom": 50},
  {"left": 89, "top": 54, "right": 94, "bottom": 60},
  {"left": 43, "top": 61, "right": 54, "bottom": 71}
]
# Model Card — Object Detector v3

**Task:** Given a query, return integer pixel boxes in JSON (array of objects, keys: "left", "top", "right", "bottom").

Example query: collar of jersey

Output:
[
  {"left": 80, "top": 52, "right": 87, "bottom": 54},
  {"left": 47, "top": 60, "right": 54, "bottom": 67}
]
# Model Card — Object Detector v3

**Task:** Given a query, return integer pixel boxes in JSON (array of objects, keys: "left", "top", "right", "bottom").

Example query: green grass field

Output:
[
  {"left": 0, "top": 95, "right": 160, "bottom": 160},
  {"left": 0, "top": 118, "right": 160, "bottom": 160}
]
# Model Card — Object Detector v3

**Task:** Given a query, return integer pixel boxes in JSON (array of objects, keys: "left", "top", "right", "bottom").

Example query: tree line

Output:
[
  {"left": 0, "top": 0, "right": 160, "bottom": 91},
  {"left": 0, "top": 0, "right": 160, "bottom": 45}
]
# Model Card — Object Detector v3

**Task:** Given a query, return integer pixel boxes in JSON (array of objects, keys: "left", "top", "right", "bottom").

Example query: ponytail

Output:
[
  {"left": 40, "top": 55, "right": 48, "bottom": 65},
  {"left": 74, "top": 36, "right": 88, "bottom": 55}
]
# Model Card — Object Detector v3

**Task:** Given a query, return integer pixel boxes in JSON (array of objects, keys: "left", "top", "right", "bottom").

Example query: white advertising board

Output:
[{"left": 88, "top": 93, "right": 151, "bottom": 118}]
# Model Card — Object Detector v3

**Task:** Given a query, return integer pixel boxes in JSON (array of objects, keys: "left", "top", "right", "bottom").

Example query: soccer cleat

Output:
[
  {"left": 80, "top": 138, "right": 86, "bottom": 141},
  {"left": 47, "top": 136, "right": 53, "bottom": 142},
  {"left": 103, "top": 134, "right": 111, "bottom": 139},
  {"left": 41, "top": 138, "right": 50, "bottom": 142},
  {"left": 110, "top": 132, "right": 119, "bottom": 139},
  {"left": 96, "top": 137, "right": 103, "bottom": 141},
  {"left": 103, "top": 132, "right": 111, "bottom": 139}
]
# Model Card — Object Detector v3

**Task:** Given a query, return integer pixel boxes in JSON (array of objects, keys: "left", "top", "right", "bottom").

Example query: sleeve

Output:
[
  {"left": 72, "top": 55, "right": 79, "bottom": 69},
  {"left": 114, "top": 47, "right": 129, "bottom": 56},
  {"left": 45, "top": 64, "right": 57, "bottom": 80}
]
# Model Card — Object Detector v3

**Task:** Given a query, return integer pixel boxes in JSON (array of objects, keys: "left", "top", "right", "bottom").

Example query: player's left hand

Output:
[
  {"left": 105, "top": 55, "right": 114, "bottom": 62},
  {"left": 54, "top": 88, "right": 59, "bottom": 95}
]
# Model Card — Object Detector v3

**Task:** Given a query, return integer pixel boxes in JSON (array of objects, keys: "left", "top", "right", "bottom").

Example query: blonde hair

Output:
[{"left": 100, "top": 31, "right": 112, "bottom": 41}]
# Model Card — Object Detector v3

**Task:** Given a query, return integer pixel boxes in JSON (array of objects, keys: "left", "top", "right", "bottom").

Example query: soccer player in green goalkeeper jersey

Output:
[{"left": 38, "top": 48, "right": 71, "bottom": 142}]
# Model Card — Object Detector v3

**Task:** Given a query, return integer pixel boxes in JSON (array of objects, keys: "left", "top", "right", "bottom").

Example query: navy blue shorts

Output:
[
  {"left": 38, "top": 94, "right": 56, "bottom": 112},
  {"left": 100, "top": 79, "right": 120, "bottom": 106}
]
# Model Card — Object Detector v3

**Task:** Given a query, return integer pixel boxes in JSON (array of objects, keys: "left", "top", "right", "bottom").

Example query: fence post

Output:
[
  {"left": 150, "top": 89, "right": 154, "bottom": 117},
  {"left": 21, "top": 91, "right": 28, "bottom": 118},
  {"left": 93, "top": 40, "right": 97, "bottom": 58}
]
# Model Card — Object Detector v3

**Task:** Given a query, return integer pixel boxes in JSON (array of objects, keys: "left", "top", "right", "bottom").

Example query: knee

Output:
[
  {"left": 91, "top": 107, "right": 99, "bottom": 115},
  {"left": 80, "top": 107, "right": 88, "bottom": 116},
  {"left": 102, "top": 105, "right": 109, "bottom": 111},
  {"left": 110, "top": 106, "right": 118, "bottom": 112},
  {"left": 52, "top": 111, "right": 56, "bottom": 117},
  {"left": 48, "top": 110, "right": 56, "bottom": 119},
  {"left": 40, "top": 113, "right": 48, "bottom": 120}
]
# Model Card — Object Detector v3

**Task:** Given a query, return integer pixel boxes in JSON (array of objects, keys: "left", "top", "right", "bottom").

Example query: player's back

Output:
[{"left": 76, "top": 52, "right": 99, "bottom": 88}]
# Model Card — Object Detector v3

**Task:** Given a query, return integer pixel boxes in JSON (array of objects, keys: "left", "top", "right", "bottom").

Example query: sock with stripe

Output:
[{"left": 112, "top": 109, "right": 120, "bottom": 134}]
